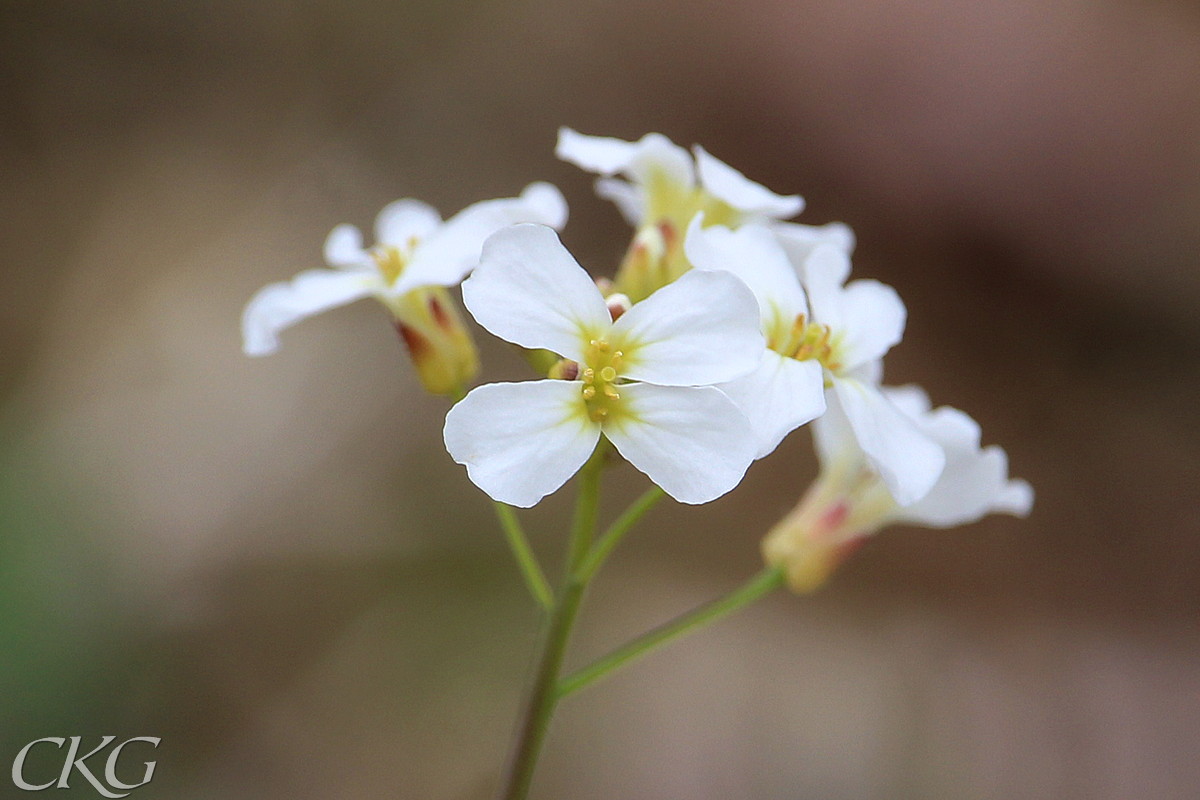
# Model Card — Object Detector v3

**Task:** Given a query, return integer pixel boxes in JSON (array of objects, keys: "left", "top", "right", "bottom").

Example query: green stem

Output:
[
  {"left": 557, "top": 565, "right": 785, "bottom": 698},
  {"left": 494, "top": 503, "right": 553, "bottom": 611},
  {"left": 574, "top": 485, "right": 665, "bottom": 582},
  {"left": 564, "top": 447, "right": 605, "bottom": 572},
  {"left": 498, "top": 453, "right": 604, "bottom": 800}
]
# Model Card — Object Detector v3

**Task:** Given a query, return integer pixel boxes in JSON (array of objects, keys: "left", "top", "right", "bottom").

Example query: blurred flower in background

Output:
[{"left": 2, "top": 1, "right": 1199, "bottom": 798}]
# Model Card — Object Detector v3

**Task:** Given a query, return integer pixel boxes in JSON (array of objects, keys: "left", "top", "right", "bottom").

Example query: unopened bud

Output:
[
  {"left": 548, "top": 358, "right": 580, "bottom": 381},
  {"left": 521, "top": 347, "right": 562, "bottom": 376},
  {"left": 761, "top": 474, "right": 892, "bottom": 593},
  {"left": 605, "top": 292, "right": 632, "bottom": 321},
  {"left": 390, "top": 287, "right": 479, "bottom": 397},
  {"left": 613, "top": 222, "right": 683, "bottom": 302}
]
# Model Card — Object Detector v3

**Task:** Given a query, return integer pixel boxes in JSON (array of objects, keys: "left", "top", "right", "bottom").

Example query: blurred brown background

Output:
[{"left": 2, "top": 1, "right": 1198, "bottom": 798}]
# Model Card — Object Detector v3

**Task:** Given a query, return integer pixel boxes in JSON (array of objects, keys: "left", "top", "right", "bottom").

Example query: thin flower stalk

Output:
[
  {"left": 574, "top": 485, "right": 666, "bottom": 582},
  {"left": 558, "top": 566, "right": 785, "bottom": 698},
  {"left": 493, "top": 503, "right": 553, "bottom": 611},
  {"left": 499, "top": 453, "right": 604, "bottom": 800}
]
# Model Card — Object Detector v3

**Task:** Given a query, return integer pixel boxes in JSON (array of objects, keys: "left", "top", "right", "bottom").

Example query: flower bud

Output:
[
  {"left": 547, "top": 358, "right": 580, "bottom": 381},
  {"left": 521, "top": 347, "right": 563, "bottom": 377},
  {"left": 613, "top": 222, "right": 686, "bottom": 302},
  {"left": 604, "top": 292, "right": 632, "bottom": 321},
  {"left": 389, "top": 287, "right": 479, "bottom": 397},
  {"left": 761, "top": 464, "right": 897, "bottom": 593}
]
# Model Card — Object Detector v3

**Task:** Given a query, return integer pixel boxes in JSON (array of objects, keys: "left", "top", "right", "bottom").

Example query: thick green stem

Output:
[
  {"left": 497, "top": 453, "right": 604, "bottom": 800},
  {"left": 494, "top": 503, "right": 553, "bottom": 611},
  {"left": 557, "top": 565, "right": 785, "bottom": 698}
]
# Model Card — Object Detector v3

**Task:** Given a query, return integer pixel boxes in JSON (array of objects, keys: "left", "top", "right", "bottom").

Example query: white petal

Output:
[
  {"left": 718, "top": 350, "right": 826, "bottom": 458},
  {"left": 374, "top": 199, "right": 442, "bottom": 247},
  {"left": 880, "top": 384, "right": 932, "bottom": 419},
  {"left": 595, "top": 177, "right": 644, "bottom": 226},
  {"left": 811, "top": 385, "right": 860, "bottom": 472},
  {"left": 604, "top": 384, "right": 756, "bottom": 504},
  {"left": 795, "top": 241, "right": 852, "bottom": 290},
  {"left": 611, "top": 269, "right": 763, "bottom": 386},
  {"left": 443, "top": 380, "right": 600, "bottom": 508},
  {"left": 323, "top": 224, "right": 368, "bottom": 267},
  {"left": 556, "top": 128, "right": 642, "bottom": 174},
  {"left": 847, "top": 358, "right": 884, "bottom": 386},
  {"left": 772, "top": 220, "right": 856, "bottom": 268},
  {"left": 833, "top": 377, "right": 945, "bottom": 506},
  {"left": 806, "top": 253, "right": 906, "bottom": 371},
  {"left": 886, "top": 399, "right": 1033, "bottom": 526},
  {"left": 692, "top": 145, "right": 804, "bottom": 218},
  {"left": 920, "top": 405, "right": 983, "bottom": 451},
  {"left": 684, "top": 217, "right": 808, "bottom": 327},
  {"left": 556, "top": 128, "right": 694, "bottom": 190},
  {"left": 995, "top": 479, "right": 1035, "bottom": 516},
  {"left": 393, "top": 183, "right": 569, "bottom": 295},
  {"left": 896, "top": 445, "right": 1028, "bottom": 528},
  {"left": 462, "top": 224, "right": 610, "bottom": 361},
  {"left": 837, "top": 280, "right": 907, "bottom": 369},
  {"left": 624, "top": 133, "right": 695, "bottom": 192},
  {"left": 241, "top": 268, "right": 378, "bottom": 356}
]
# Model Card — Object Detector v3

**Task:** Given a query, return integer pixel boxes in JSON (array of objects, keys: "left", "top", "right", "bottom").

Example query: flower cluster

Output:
[{"left": 242, "top": 128, "right": 1032, "bottom": 589}]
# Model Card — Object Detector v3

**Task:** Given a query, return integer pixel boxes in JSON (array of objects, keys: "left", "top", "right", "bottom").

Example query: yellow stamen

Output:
[
  {"left": 579, "top": 339, "right": 627, "bottom": 423},
  {"left": 371, "top": 246, "right": 407, "bottom": 286},
  {"left": 774, "top": 313, "right": 842, "bottom": 372}
]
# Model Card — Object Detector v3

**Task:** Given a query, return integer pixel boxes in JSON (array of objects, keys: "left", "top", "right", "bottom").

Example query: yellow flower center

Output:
[
  {"left": 580, "top": 338, "right": 625, "bottom": 423},
  {"left": 370, "top": 237, "right": 421, "bottom": 286},
  {"left": 769, "top": 313, "right": 843, "bottom": 373}
]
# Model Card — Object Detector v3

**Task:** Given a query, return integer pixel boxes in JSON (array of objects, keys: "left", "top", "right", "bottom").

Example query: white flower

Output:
[
  {"left": 763, "top": 385, "right": 1033, "bottom": 591},
  {"left": 555, "top": 128, "right": 851, "bottom": 302},
  {"left": 681, "top": 219, "right": 826, "bottom": 458},
  {"left": 443, "top": 223, "right": 764, "bottom": 507},
  {"left": 241, "top": 182, "right": 567, "bottom": 357},
  {"left": 556, "top": 128, "right": 804, "bottom": 229},
  {"left": 685, "top": 218, "right": 944, "bottom": 502}
]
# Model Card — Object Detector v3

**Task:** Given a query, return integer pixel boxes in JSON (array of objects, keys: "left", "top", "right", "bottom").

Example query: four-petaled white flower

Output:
[
  {"left": 685, "top": 218, "right": 944, "bottom": 504},
  {"left": 763, "top": 385, "right": 1034, "bottom": 591},
  {"left": 555, "top": 129, "right": 853, "bottom": 302},
  {"left": 443, "top": 223, "right": 764, "bottom": 507},
  {"left": 556, "top": 127, "right": 806, "bottom": 231},
  {"left": 241, "top": 182, "right": 567, "bottom": 356}
]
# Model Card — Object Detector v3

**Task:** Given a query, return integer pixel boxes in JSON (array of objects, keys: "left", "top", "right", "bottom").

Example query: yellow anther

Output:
[
  {"left": 776, "top": 313, "right": 841, "bottom": 373},
  {"left": 371, "top": 246, "right": 407, "bottom": 286},
  {"left": 579, "top": 337, "right": 626, "bottom": 423}
]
